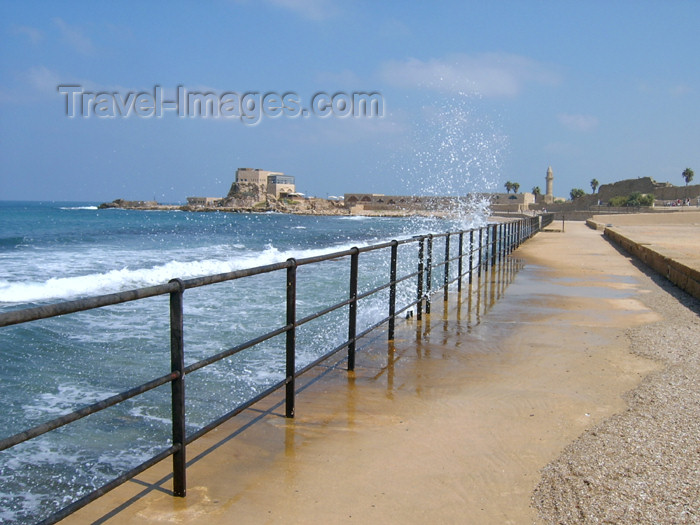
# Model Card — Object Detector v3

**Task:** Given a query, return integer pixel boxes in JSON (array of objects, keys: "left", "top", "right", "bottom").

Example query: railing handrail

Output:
[{"left": 0, "top": 214, "right": 553, "bottom": 525}]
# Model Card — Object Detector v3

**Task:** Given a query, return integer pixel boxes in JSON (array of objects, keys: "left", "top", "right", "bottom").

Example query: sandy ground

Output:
[{"left": 65, "top": 221, "right": 697, "bottom": 524}]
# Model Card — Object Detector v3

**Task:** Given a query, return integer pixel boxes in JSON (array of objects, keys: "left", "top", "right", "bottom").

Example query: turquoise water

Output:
[{"left": 0, "top": 201, "right": 486, "bottom": 523}]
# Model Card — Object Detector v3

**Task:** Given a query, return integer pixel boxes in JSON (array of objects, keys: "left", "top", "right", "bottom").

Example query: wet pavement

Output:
[{"left": 65, "top": 222, "right": 664, "bottom": 525}]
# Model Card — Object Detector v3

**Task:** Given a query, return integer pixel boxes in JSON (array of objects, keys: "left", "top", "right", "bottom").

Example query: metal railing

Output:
[{"left": 0, "top": 213, "right": 552, "bottom": 524}]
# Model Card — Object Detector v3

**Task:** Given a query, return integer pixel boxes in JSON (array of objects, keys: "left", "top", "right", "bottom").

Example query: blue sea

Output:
[{"left": 0, "top": 201, "right": 487, "bottom": 524}]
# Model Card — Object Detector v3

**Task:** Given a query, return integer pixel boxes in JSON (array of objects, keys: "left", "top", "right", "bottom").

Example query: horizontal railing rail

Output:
[{"left": 0, "top": 213, "right": 552, "bottom": 525}]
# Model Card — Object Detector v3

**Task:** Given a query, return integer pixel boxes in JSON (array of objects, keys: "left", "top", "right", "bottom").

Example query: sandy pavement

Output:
[
  {"left": 66, "top": 221, "right": 695, "bottom": 524},
  {"left": 533, "top": 215, "right": 700, "bottom": 523}
]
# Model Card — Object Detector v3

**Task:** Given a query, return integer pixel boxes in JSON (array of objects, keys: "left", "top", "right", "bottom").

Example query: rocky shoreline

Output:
[
  {"left": 97, "top": 198, "right": 351, "bottom": 215},
  {"left": 96, "top": 198, "right": 464, "bottom": 218}
]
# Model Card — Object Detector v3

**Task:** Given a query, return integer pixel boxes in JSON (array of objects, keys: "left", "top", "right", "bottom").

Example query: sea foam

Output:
[{"left": 0, "top": 240, "right": 388, "bottom": 305}]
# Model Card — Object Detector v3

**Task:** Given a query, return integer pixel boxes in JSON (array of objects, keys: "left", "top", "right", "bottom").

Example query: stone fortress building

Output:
[
  {"left": 187, "top": 168, "right": 297, "bottom": 207},
  {"left": 233, "top": 168, "right": 296, "bottom": 200}
]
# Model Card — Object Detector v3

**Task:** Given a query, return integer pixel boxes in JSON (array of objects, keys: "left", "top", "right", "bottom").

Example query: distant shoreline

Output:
[
  {"left": 96, "top": 198, "right": 472, "bottom": 219},
  {"left": 98, "top": 198, "right": 349, "bottom": 215}
]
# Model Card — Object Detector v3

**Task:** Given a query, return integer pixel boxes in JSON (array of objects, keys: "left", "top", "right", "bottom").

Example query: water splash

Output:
[{"left": 395, "top": 92, "right": 507, "bottom": 227}]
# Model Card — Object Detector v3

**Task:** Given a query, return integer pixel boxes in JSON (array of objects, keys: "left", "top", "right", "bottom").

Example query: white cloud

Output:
[
  {"left": 1, "top": 67, "right": 104, "bottom": 104},
  {"left": 262, "top": 0, "right": 340, "bottom": 20},
  {"left": 24, "top": 66, "right": 62, "bottom": 93},
  {"left": 15, "top": 25, "right": 43, "bottom": 45},
  {"left": 379, "top": 53, "right": 560, "bottom": 97},
  {"left": 557, "top": 113, "right": 599, "bottom": 132},
  {"left": 670, "top": 83, "right": 693, "bottom": 96},
  {"left": 54, "top": 18, "right": 95, "bottom": 55}
]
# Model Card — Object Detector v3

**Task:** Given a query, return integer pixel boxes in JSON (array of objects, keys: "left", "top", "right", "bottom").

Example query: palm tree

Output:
[
  {"left": 512, "top": 182, "right": 520, "bottom": 193},
  {"left": 532, "top": 186, "right": 541, "bottom": 196},
  {"left": 504, "top": 181, "right": 513, "bottom": 193},
  {"left": 682, "top": 168, "right": 694, "bottom": 186},
  {"left": 590, "top": 178, "right": 599, "bottom": 193},
  {"left": 570, "top": 188, "right": 585, "bottom": 200}
]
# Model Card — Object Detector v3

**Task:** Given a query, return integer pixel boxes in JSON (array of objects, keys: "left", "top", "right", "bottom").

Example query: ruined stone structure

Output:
[
  {"left": 224, "top": 168, "right": 297, "bottom": 206},
  {"left": 594, "top": 176, "right": 700, "bottom": 204},
  {"left": 596, "top": 177, "right": 672, "bottom": 202},
  {"left": 186, "top": 197, "right": 223, "bottom": 207}
]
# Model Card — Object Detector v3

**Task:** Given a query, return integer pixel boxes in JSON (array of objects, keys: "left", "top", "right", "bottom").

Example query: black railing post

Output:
[
  {"left": 468, "top": 230, "right": 474, "bottom": 285},
  {"left": 388, "top": 240, "right": 398, "bottom": 340},
  {"left": 168, "top": 278, "right": 186, "bottom": 498},
  {"left": 478, "top": 227, "right": 484, "bottom": 277},
  {"left": 417, "top": 237, "right": 424, "bottom": 321},
  {"left": 285, "top": 259, "right": 297, "bottom": 418},
  {"left": 507, "top": 222, "right": 511, "bottom": 254},
  {"left": 457, "top": 232, "right": 464, "bottom": 292},
  {"left": 348, "top": 247, "right": 359, "bottom": 371},
  {"left": 503, "top": 222, "right": 510, "bottom": 255},
  {"left": 518, "top": 221, "right": 525, "bottom": 246},
  {"left": 491, "top": 224, "right": 497, "bottom": 268},
  {"left": 518, "top": 220, "right": 522, "bottom": 247},
  {"left": 496, "top": 223, "right": 503, "bottom": 264},
  {"left": 426, "top": 234, "right": 433, "bottom": 314},
  {"left": 502, "top": 223, "right": 506, "bottom": 256},
  {"left": 443, "top": 233, "right": 450, "bottom": 302}
]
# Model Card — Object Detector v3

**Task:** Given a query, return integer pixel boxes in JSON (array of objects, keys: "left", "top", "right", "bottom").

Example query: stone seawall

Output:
[
  {"left": 592, "top": 212, "right": 700, "bottom": 300},
  {"left": 603, "top": 227, "right": 700, "bottom": 300}
]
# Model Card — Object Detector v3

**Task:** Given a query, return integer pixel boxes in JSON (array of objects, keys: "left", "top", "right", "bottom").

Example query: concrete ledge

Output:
[
  {"left": 585, "top": 219, "right": 606, "bottom": 231},
  {"left": 604, "top": 227, "right": 700, "bottom": 300}
]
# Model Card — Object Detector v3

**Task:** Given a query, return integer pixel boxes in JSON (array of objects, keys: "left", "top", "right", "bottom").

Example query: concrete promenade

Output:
[{"left": 65, "top": 221, "right": 698, "bottom": 524}]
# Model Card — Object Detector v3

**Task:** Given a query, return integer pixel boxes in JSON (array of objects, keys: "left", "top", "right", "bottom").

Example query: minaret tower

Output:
[{"left": 545, "top": 166, "right": 554, "bottom": 204}]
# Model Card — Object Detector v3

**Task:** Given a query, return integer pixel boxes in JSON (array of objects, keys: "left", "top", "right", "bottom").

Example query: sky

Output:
[{"left": 1, "top": 0, "right": 699, "bottom": 203}]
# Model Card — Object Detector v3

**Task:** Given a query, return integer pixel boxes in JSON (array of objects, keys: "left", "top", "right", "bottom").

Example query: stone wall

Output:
[
  {"left": 596, "top": 177, "right": 669, "bottom": 201},
  {"left": 651, "top": 184, "right": 700, "bottom": 201},
  {"left": 595, "top": 177, "right": 700, "bottom": 202},
  {"left": 604, "top": 227, "right": 700, "bottom": 300}
]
